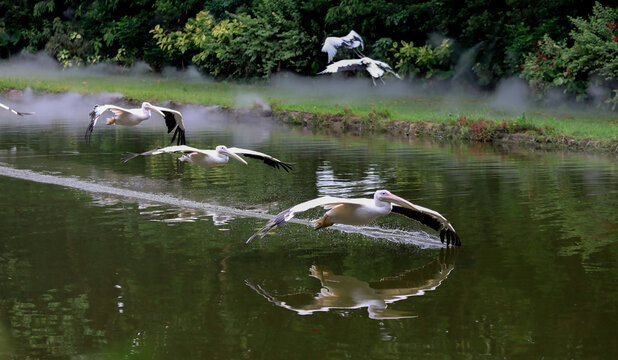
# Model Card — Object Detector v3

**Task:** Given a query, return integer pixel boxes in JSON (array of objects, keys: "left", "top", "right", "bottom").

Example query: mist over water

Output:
[{"left": 1, "top": 51, "right": 615, "bottom": 125}]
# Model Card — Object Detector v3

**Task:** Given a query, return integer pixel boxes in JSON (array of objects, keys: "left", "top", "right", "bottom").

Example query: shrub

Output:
[
  {"left": 390, "top": 38, "right": 453, "bottom": 79},
  {"left": 152, "top": 0, "right": 316, "bottom": 79}
]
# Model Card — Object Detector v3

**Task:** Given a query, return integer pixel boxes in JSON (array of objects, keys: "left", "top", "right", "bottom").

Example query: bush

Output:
[
  {"left": 390, "top": 38, "right": 453, "bottom": 79},
  {"left": 520, "top": 2, "right": 618, "bottom": 106},
  {"left": 152, "top": 0, "right": 317, "bottom": 79}
]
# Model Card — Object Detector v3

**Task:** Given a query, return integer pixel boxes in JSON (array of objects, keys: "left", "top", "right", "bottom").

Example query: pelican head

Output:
[
  {"left": 142, "top": 102, "right": 166, "bottom": 117},
  {"left": 216, "top": 145, "right": 248, "bottom": 165},
  {"left": 375, "top": 190, "right": 416, "bottom": 209}
]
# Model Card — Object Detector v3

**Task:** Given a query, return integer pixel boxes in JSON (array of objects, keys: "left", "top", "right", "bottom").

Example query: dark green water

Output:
[{"left": 0, "top": 109, "right": 617, "bottom": 359}]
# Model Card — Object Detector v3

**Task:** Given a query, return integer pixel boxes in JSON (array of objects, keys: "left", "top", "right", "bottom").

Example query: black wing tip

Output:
[
  {"left": 272, "top": 161, "right": 294, "bottom": 172},
  {"left": 246, "top": 209, "right": 291, "bottom": 244},
  {"left": 170, "top": 127, "right": 186, "bottom": 146},
  {"left": 440, "top": 229, "right": 461, "bottom": 247},
  {"left": 121, "top": 153, "right": 140, "bottom": 163}
]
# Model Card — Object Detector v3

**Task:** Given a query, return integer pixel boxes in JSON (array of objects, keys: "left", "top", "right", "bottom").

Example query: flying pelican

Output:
[
  {"left": 318, "top": 57, "right": 400, "bottom": 86},
  {"left": 246, "top": 189, "right": 460, "bottom": 246},
  {"left": 122, "top": 145, "right": 293, "bottom": 172},
  {"left": 85, "top": 102, "right": 186, "bottom": 145},
  {"left": 0, "top": 101, "right": 34, "bottom": 116},
  {"left": 322, "top": 30, "right": 364, "bottom": 62}
]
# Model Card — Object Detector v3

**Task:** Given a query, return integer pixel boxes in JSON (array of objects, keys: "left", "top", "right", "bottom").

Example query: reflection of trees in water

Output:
[
  {"left": 246, "top": 248, "right": 457, "bottom": 319},
  {"left": 0, "top": 252, "right": 107, "bottom": 358}
]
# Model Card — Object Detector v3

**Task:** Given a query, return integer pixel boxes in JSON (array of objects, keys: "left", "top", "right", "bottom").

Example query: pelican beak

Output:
[
  {"left": 221, "top": 148, "right": 248, "bottom": 165},
  {"left": 147, "top": 105, "right": 166, "bottom": 118},
  {"left": 382, "top": 192, "right": 417, "bottom": 210}
]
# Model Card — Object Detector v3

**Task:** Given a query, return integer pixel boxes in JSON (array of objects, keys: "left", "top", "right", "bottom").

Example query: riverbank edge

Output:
[
  {"left": 270, "top": 108, "right": 618, "bottom": 154},
  {"left": 3, "top": 87, "right": 617, "bottom": 154}
]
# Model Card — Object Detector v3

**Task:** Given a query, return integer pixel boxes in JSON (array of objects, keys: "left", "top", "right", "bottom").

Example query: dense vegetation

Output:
[{"left": 1, "top": 1, "right": 617, "bottom": 106}]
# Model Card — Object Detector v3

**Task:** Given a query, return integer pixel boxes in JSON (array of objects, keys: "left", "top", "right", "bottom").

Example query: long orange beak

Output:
[{"left": 382, "top": 192, "right": 417, "bottom": 210}]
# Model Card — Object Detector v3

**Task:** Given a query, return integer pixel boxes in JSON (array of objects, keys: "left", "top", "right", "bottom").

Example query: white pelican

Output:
[
  {"left": 0, "top": 101, "right": 34, "bottom": 116},
  {"left": 318, "top": 57, "right": 400, "bottom": 86},
  {"left": 85, "top": 102, "right": 186, "bottom": 145},
  {"left": 322, "top": 30, "right": 364, "bottom": 62},
  {"left": 246, "top": 190, "right": 460, "bottom": 246},
  {"left": 122, "top": 145, "right": 293, "bottom": 172}
]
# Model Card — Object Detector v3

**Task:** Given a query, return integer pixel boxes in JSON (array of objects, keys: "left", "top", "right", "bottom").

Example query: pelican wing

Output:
[
  {"left": 226, "top": 147, "right": 293, "bottom": 172},
  {"left": 342, "top": 30, "right": 364, "bottom": 50},
  {"left": 373, "top": 60, "right": 401, "bottom": 79},
  {"left": 317, "top": 59, "right": 366, "bottom": 75},
  {"left": 152, "top": 105, "right": 186, "bottom": 145},
  {"left": 246, "top": 196, "right": 366, "bottom": 243},
  {"left": 85, "top": 104, "right": 132, "bottom": 143},
  {"left": 390, "top": 204, "right": 460, "bottom": 246},
  {"left": 321, "top": 37, "right": 346, "bottom": 63},
  {"left": 122, "top": 145, "right": 203, "bottom": 163},
  {"left": 0, "top": 101, "right": 35, "bottom": 116}
]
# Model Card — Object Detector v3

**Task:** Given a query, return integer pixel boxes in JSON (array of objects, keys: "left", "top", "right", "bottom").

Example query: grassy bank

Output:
[{"left": 1, "top": 73, "right": 617, "bottom": 146}]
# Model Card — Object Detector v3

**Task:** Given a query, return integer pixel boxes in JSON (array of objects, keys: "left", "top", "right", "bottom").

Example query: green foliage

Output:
[
  {"left": 520, "top": 34, "right": 581, "bottom": 98},
  {"left": 152, "top": 0, "right": 317, "bottom": 79},
  {"left": 520, "top": 3, "right": 618, "bottom": 106},
  {"left": 44, "top": 18, "right": 92, "bottom": 67},
  {"left": 391, "top": 39, "right": 454, "bottom": 79},
  {"left": 568, "top": 2, "right": 618, "bottom": 107}
]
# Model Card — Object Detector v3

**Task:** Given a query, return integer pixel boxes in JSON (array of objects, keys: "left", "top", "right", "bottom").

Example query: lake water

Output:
[{"left": 0, "top": 101, "right": 617, "bottom": 359}]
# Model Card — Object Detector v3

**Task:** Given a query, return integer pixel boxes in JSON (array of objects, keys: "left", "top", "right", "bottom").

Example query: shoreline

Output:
[
  {"left": 271, "top": 109, "right": 618, "bottom": 154},
  {"left": 2, "top": 86, "right": 617, "bottom": 154}
]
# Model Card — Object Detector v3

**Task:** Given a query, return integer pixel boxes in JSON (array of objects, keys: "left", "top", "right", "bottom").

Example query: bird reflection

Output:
[{"left": 246, "top": 248, "right": 456, "bottom": 320}]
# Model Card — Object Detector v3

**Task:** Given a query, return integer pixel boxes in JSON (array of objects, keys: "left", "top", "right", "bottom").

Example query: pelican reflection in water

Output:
[{"left": 246, "top": 248, "right": 456, "bottom": 320}]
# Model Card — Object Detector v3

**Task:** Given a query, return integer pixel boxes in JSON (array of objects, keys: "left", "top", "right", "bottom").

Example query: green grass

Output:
[{"left": 1, "top": 73, "right": 617, "bottom": 141}]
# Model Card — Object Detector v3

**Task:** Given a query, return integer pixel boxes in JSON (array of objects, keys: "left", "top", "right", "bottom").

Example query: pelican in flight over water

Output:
[
  {"left": 0, "top": 101, "right": 34, "bottom": 116},
  {"left": 86, "top": 102, "right": 186, "bottom": 145},
  {"left": 246, "top": 190, "right": 460, "bottom": 246},
  {"left": 318, "top": 57, "right": 400, "bottom": 86},
  {"left": 322, "top": 30, "right": 364, "bottom": 62},
  {"left": 123, "top": 145, "right": 293, "bottom": 172}
]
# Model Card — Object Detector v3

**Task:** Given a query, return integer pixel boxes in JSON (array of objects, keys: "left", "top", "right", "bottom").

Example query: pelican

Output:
[
  {"left": 85, "top": 102, "right": 186, "bottom": 145},
  {"left": 246, "top": 190, "right": 460, "bottom": 246},
  {"left": 0, "top": 101, "right": 34, "bottom": 116},
  {"left": 322, "top": 30, "right": 364, "bottom": 62},
  {"left": 122, "top": 145, "right": 293, "bottom": 172},
  {"left": 318, "top": 57, "right": 400, "bottom": 86}
]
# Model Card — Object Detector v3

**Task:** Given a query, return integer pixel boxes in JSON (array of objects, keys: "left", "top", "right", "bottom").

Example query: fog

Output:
[{"left": 1, "top": 50, "right": 614, "bottom": 128}]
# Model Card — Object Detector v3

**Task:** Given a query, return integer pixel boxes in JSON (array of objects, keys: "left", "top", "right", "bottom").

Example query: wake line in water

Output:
[{"left": 0, "top": 164, "right": 442, "bottom": 248}]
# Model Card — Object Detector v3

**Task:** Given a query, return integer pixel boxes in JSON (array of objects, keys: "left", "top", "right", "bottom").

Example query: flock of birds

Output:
[
  {"left": 0, "top": 31, "right": 460, "bottom": 246},
  {"left": 318, "top": 30, "right": 401, "bottom": 86}
]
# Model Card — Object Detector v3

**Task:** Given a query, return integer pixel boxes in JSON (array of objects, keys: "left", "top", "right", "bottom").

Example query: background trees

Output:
[{"left": 0, "top": 0, "right": 616, "bottom": 105}]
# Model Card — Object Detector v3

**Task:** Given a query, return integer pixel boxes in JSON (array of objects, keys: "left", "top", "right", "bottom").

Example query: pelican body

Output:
[
  {"left": 123, "top": 145, "right": 293, "bottom": 172},
  {"left": 318, "top": 57, "right": 401, "bottom": 86},
  {"left": 247, "top": 190, "right": 460, "bottom": 246},
  {"left": 86, "top": 102, "right": 186, "bottom": 145}
]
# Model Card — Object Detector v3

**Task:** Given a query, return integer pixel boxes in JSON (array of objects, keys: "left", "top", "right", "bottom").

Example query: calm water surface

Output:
[{"left": 0, "top": 104, "right": 617, "bottom": 359}]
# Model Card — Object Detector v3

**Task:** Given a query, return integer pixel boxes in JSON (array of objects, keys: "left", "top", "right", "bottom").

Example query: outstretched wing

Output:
[
  {"left": 226, "top": 147, "right": 293, "bottom": 172},
  {"left": 373, "top": 60, "right": 401, "bottom": 79},
  {"left": 321, "top": 37, "right": 345, "bottom": 63},
  {"left": 246, "top": 196, "right": 362, "bottom": 243},
  {"left": 122, "top": 145, "right": 202, "bottom": 163},
  {"left": 152, "top": 105, "right": 186, "bottom": 145},
  {"left": 85, "top": 104, "right": 130, "bottom": 143},
  {"left": 0, "top": 101, "right": 35, "bottom": 116},
  {"left": 390, "top": 204, "right": 460, "bottom": 246},
  {"left": 342, "top": 30, "right": 364, "bottom": 50},
  {"left": 317, "top": 59, "right": 366, "bottom": 75}
]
